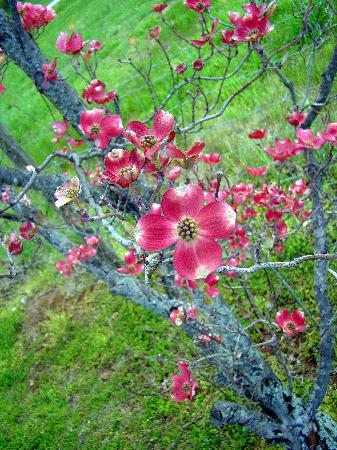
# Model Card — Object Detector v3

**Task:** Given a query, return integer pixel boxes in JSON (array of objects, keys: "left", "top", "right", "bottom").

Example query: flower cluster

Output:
[
  {"left": 17, "top": 2, "right": 56, "bottom": 32},
  {"left": 100, "top": 149, "right": 145, "bottom": 188},
  {"left": 6, "top": 221, "right": 38, "bottom": 256},
  {"left": 169, "top": 305, "right": 198, "bottom": 326},
  {"left": 55, "top": 236, "right": 100, "bottom": 277}
]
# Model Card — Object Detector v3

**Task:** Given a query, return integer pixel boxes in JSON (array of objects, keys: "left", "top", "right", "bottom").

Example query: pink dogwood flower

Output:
[
  {"left": 123, "top": 109, "right": 174, "bottom": 157},
  {"left": 55, "top": 260, "right": 74, "bottom": 277},
  {"left": 136, "top": 184, "right": 236, "bottom": 280},
  {"left": 56, "top": 32, "right": 85, "bottom": 55},
  {"left": 85, "top": 235, "right": 100, "bottom": 246},
  {"left": 42, "top": 57, "right": 58, "bottom": 85},
  {"left": 184, "top": 0, "right": 211, "bottom": 13},
  {"left": 87, "top": 40, "right": 102, "bottom": 54},
  {"left": 79, "top": 109, "right": 123, "bottom": 149},
  {"left": 286, "top": 111, "right": 307, "bottom": 127},
  {"left": 296, "top": 129, "right": 325, "bottom": 150},
  {"left": 319, "top": 122, "right": 337, "bottom": 143},
  {"left": 19, "top": 221, "right": 37, "bottom": 240},
  {"left": 264, "top": 138, "right": 296, "bottom": 161},
  {"left": 171, "top": 362, "right": 198, "bottom": 402},
  {"left": 117, "top": 248, "right": 144, "bottom": 275},
  {"left": 170, "top": 306, "right": 186, "bottom": 326},
  {"left": 8, "top": 240, "right": 23, "bottom": 256},
  {"left": 147, "top": 26, "right": 161, "bottom": 41},
  {"left": 52, "top": 119, "right": 69, "bottom": 142},
  {"left": 193, "top": 59, "right": 204, "bottom": 71},
  {"left": 54, "top": 176, "right": 81, "bottom": 208},
  {"left": 100, "top": 148, "right": 145, "bottom": 188},
  {"left": 275, "top": 309, "right": 307, "bottom": 336},
  {"left": 0, "top": 83, "right": 5, "bottom": 94},
  {"left": 248, "top": 128, "right": 267, "bottom": 139},
  {"left": 245, "top": 165, "right": 269, "bottom": 177},
  {"left": 201, "top": 153, "right": 221, "bottom": 164},
  {"left": 318, "top": 122, "right": 337, "bottom": 145},
  {"left": 175, "top": 63, "right": 188, "bottom": 75},
  {"left": 153, "top": 3, "right": 168, "bottom": 13},
  {"left": 82, "top": 79, "right": 116, "bottom": 105}
]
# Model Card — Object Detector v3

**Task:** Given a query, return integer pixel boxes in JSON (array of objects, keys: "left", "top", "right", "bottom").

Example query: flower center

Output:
[
  {"left": 141, "top": 135, "right": 157, "bottom": 148},
  {"left": 119, "top": 166, "right": 133, "bottom": 177},
  {"left": 177, "top": 217, "right": 198, "bottom": 242},
  {"left": 183, "top": 382, "right": 190, "bottom": 393},
  {"left": 196, "top": 2, "right": 203, "bottom": 9},
  {"left": 66, "top": 188, "right": 79, "bottom": 199},
  {"left": 249, "top": 29, "right": 260, "bottom": 39},
  {"left": 90, "top": 124, "right": 100, "bottom": 136},
  {"left": 286, "top": 322, "right": 296, "bottom": 332}
]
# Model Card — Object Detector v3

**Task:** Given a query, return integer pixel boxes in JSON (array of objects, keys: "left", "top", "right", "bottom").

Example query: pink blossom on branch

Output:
[
  {"left": 0, "top": 83, "right": 5, "bottom": 94},
  {"left": 100, "top": 149, "right": 145, "bottom": 188},
  {"left": 117, "top": 248, "right": 144, "bottom": 275},
  {"left": 54, "top": 177, "right": 81, "bottom": 208},
  {"left": 184, "top": 0, "right": 212, "bottom": 13},
  {"left": 318, "top": 122, "right": 337, "bottom": 145},
  {"left": 264, "top": 138, "right": 296, "bottom": 161},
  {"left": 79, "top": 109, "right": 123, "bottom": 149},
  {"left": 170, "top": 306, "right": 186, "bottom": 326},
  {"left": 171, "top": 362, "right": 198, "bottom": 402},
  {"left": 245, "top": 165, "right": 269, "bottom": 177},
  {"left": 8, "top": 240, "right": 23, "bottom": 256},
  {"left": 19, "top": 221, "right": 37, "bottom": 240},
  {"left": 17, "top": 2, "right": 56, "bottom": 32},
  {"left": 123, "top": 109, "right": 174, "bottom": 157},
  {"left": 52, "top": 119, "right": 69, "bottom": 142},
  {"left": 193, "top": 59, "right": 204, "bottom": 71},
  {"left": 248, "top": 128, "right": 267, "bottom": 139},
  {"left": 275, "top": 309, "right": 307, "bottom": 336},
  {"left": 56, "top": 32, "right": 86, "bottom": 55},
  {"left": 296, "top": 129, "right": 325, "bottom": 150},
  {"left": 153, "top": 3, "right": 168, "bottom": 13},
  {"left": 147, "top": 26, "right": 161, "bottom": 41},
  {"left": 136, "top": 184, "right": 236, "bottom": 280},
  {"left": 82, "top": 80, "right": 116, "bottom": 105},
  {"left": 175, "top": 63, "right": 188, "bottom": 75},
  {"left": 42, "top": 57, "right": 58, "bottom": 85},
  {"left": 286, "top": 111, "right": 307, "bottom": 127}
]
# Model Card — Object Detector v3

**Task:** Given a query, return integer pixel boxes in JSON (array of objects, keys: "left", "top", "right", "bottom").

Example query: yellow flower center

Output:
[{"left": 177, "top": 217, "right": 198, "bottom": 242}]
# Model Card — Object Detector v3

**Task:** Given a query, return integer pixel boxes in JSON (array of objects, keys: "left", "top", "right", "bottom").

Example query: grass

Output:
[{"left": 1, "top": 263, "right": 281, "bottom": 450}]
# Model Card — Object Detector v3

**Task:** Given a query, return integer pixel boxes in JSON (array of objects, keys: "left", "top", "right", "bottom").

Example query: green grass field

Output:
[{"left": 1, "top": 0, "right": 337, "bottom": 448}]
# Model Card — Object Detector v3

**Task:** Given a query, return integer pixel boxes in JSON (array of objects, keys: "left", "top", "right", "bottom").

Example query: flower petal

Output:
[
  {"left": 136, "top": 214, "right": 177, "bottom": 251},
  {"left": 123, "top": 121, "right": 149, "bottom": 146},
  {"left": 197, "top": 202, "right": 236, "bottom": 239},
  {"left": 174, "top": 236, "right": 222, "bottom": 280},
  {"left": 275, "top": 309, "right": 292, "bottom": 328},
  {"left": 152, "top": 110, "right": 174, "bottom": 141},
  {"left": 292, "top": 310, "right": 305, "bottom": 326},
  {"left": 161, "top": 184, "right": 204, "bottom": 222}
]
